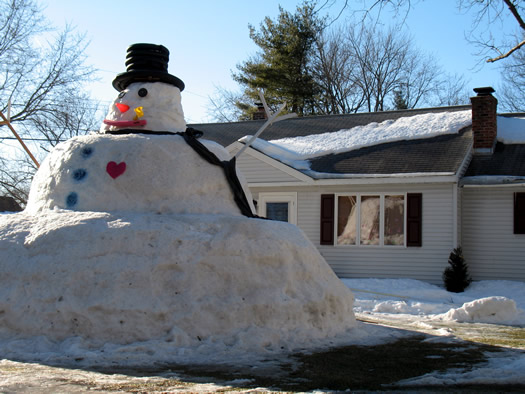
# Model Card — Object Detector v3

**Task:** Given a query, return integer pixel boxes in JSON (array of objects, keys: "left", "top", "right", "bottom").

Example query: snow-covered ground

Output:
[
  {"left": 345, "top": 278, "right": 525, "bottom": 326},
  {"left": 0, "top": 277, "right": 524, "bottom": 391},
  {"left": 344, "top": 278, "right": 525, "bottom": 387}
]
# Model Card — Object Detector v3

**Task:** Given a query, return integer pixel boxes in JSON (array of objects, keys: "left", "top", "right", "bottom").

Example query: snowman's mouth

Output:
[{"left": 103, "top": 119, "right": 147, "bottom": 127}]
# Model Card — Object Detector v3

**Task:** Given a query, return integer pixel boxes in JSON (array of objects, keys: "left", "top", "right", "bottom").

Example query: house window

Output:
[
  {"left": 515, "top": 192, "right": 525, "bottom": 234},
  {"left": 258, "top": 192, "right": 297, "bottom": 225},
  {"left": 337, "top": 195, "right": 357, "bottom": 245},
  {"left": 320, "top": 193, "right": 421, "bottom": 247},
  {"left": 385, "top": 195, "right": 405, "bottom": 245},
  {"left": 336, "top": 194, "right": 405, "bottom": 246},
  {"left": 360, "top": 195, "right": 380, "bottom": 245},
  {"left": 266, "top": 202, "right": 289, "bottom": 222}
]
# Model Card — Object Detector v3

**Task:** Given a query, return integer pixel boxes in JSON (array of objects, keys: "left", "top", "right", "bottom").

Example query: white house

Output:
[{"left": 191, "top": 88, "right": 525, "bottom": 284}]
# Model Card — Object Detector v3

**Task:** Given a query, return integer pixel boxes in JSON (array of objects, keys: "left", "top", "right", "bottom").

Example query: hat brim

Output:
[{"left": 113, "top": 70, "right": 185, "bottom": 92}]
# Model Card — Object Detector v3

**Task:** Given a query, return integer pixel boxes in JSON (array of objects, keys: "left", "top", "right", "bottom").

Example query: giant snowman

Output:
[{"left": 0, "top": 44, "right": 355, "bottom": 361}]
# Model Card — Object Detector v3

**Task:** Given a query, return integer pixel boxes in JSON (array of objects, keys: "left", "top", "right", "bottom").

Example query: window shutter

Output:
[
  {"left": 320, "top": 194, "right": 335, "bottom": 245},
  {"left": 514, "top": 192, "right": 525, "bottom": 234},
  {"left": 406, "top": 193, "right": 422, "bottom": 247}
]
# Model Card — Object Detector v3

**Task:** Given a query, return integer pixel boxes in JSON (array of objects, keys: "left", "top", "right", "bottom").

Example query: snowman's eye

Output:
[
  {"left": 118, "top": 91, "right": 126, "bottom": 99},
  {"left": 138, "top": 88, "right": 148, "bottom": 97}
]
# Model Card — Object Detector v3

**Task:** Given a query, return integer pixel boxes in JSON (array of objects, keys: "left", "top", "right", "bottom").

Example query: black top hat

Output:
[{"left": 112, "top": 43, "right": 185, "bottom": 92}]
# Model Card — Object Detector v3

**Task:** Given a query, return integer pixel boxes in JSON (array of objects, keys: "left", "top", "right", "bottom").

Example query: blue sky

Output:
[{"left": 42, "top": 0, "right": 512, "bottom": 124}]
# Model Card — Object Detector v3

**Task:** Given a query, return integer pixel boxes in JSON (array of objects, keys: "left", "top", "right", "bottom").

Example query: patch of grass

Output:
[
  {"left": 65, "top": 377, "right": 194, "bottom": 392},
  {"left": 465, "top": 327, "right": 525, "bottom": 349}
]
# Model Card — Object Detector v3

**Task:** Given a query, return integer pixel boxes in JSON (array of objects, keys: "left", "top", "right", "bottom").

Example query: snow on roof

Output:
[
  {"left": 240, "top": 110, "right": 472, "bottom": 169},
  {"left": 497, "top": 116, "right": 525, "bottom": 144}
]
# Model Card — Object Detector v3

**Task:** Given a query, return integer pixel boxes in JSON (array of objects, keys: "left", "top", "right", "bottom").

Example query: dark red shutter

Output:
[
  {"left": 514, "top": 193, "right": 525, "bottom": 234},
  {"left": 406, "top": 193, "right": 422, "bottom": 247},
  {"left": 320, "top": 194, "right": 335, "bottom": 245}
]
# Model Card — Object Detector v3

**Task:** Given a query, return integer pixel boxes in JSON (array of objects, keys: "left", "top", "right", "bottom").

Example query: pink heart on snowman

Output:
[{"left": 106, "top": 161, "right": 126, "bottom": 179}]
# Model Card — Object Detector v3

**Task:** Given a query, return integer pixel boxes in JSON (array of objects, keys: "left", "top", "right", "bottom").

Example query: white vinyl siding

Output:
[
  {"left": 234, "top": 152, "right": 303, "bottom": 184},
  {"left": 250, "top": 183, "right": 460, "bottom": 284},
  {"left": 299, "top": 184, "right": 457, "bottom": 284},
  {"left": 461, "top": 187, "right": 525, "bottom": 282}
]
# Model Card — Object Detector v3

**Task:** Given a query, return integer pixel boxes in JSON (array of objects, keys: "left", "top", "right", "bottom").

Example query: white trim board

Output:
[{"left": 228, "top": 142, "right": 314, "bottom": 184}]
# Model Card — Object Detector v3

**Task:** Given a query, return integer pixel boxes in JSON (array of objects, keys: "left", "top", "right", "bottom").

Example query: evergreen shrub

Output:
[{"left": 442, "top": 247, "right": 472, "bottom": 293}]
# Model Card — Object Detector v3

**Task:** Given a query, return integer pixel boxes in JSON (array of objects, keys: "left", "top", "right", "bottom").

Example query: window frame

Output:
[
  {"left": 334, "top": 192, "right": 407, "bottom": 247},
  {"left": 514, "top": 192, "right": 525, "bottom": 235},
  {"left": 258, "top": 192, "right": 297, "bottom": 225}
]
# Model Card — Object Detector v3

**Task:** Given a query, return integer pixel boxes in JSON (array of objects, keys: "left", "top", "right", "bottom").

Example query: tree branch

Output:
[{"left": 487, "top": 38, "right": 525, "bottom": 62}]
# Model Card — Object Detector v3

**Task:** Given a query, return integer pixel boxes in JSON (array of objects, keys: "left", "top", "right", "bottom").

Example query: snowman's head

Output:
[{"left": 100, "top": 81, "right": 186, "bottom": 133}]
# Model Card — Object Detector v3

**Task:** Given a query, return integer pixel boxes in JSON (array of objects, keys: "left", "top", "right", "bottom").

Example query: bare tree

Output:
[
  {"left": 0, "top": 0, "right": 98, "bottom": 206},
  {"left": 0, "top": 155, "right": 33, "bottom": 204},
  {"left": 207, "top": 86, "right": 253, "bottom": 122},
  {"left": 208, "top": 2, "right": 470, "bottom": 121},
  {"left": 330, "top": 0, "right": 524, "bottom": 63},
  {"left": 462, "top": 0, "right": 525, "bottom": 63},
  {"left": 312, "top": 27, "right": 366, "bottom": 114},
  {"left": 340, "top": 23, "right": 447, "bottom": 111},
  {"left": 499, "top": 41, "right": 525, "bottom": 111},
  {"left": 432, "top": 73, "right": 471, "bottom": 106}
]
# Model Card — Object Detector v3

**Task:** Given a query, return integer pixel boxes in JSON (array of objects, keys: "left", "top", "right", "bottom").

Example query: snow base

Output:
[{"left": 0, "top": 210, "right": 356, "bottom": 360}]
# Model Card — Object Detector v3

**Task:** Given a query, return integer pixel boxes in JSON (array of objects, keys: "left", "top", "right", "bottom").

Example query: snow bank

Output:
[
  {"left": 0, "top": 209, "right": 356, "bottom": 360},
  {"left": 344, "top": 278, "right": 525, "bottom": 325},
  {"left": 439, "top": 296, "right": 519, "bottom": 324},
  {"left": 240, "top": 110, "right": 472, "bottom": 168}
]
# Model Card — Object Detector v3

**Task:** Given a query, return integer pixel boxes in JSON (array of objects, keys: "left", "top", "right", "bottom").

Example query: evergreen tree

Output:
[
  {"left": 233, "top": 1, "right": 325, "bottom": 117},
  {"left": 393, "top": 89, "right": 408, "bottom": 110},
  {"left": 443, "top": 247, "right": 472, "bottom": 293}
]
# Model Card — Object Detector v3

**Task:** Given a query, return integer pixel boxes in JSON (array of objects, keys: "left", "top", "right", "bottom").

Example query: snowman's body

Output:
[
  {"left": 0, "top": 44, "right": 356, "bottom": 361},
  {"left": 26, "top": 80, "right": 254, "bottom": 215},
  {"left": 26, "top": 133, "right": 247, "bottom": 215}
]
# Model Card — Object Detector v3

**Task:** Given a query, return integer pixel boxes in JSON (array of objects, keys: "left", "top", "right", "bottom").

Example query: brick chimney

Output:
[
  {"left": 470, "top": 87, "right": 498, "bottom": 155},
  {"left": 252, "top": 103, "right": 267, "bottom": 120}
]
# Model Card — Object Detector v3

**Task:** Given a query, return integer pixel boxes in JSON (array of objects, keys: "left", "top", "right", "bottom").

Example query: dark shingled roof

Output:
[
  {"left": 309, "top": 127, "right": 473, "bottom": 176},
  {"left": 465, "top": 142, "right": 525, "bottom": 177},
  {"left": 189, "top": 105, "right": 471, "bottom": 147}
]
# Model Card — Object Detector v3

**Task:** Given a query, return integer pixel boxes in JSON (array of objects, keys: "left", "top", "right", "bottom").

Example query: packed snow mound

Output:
[
  {"left": 0, "top": 209, "right": 356, "bottom": 351},
  {"left": 100, "top": 82, "right": 186, "bottom": 133},
  {"left": 439, "top": 296, "right": 519, "bottom": 325},
  {"left": 26, "top": 133, "right": 251, "bottom": 215}
]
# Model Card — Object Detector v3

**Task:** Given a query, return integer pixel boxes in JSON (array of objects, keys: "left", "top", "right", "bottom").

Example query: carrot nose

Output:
[{"left": 116, "top": 103, "right": 130, "bottom": 113}]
